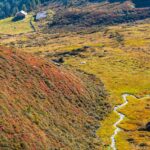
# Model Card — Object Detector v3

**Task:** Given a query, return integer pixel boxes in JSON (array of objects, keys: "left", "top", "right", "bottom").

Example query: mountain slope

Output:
[
  {"left": 1, "top": 0, "right": 150, "bottom": 19},
  {"left": 48, "top": 1, "right": 150, "bottom": 29},
  {"left": 0, "top": 46, "right": 110, "bottom": 150}
]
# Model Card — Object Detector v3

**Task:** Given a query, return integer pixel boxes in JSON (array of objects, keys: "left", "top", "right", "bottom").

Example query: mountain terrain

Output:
[
  {"left": 0, "top": 0, "right": 150, "bottom": 150},
  {"left": 1, "top": 0, "right": 150, "bottom": 32},
  {"left": 1, "top": 0, "right": 150, "bottom": 21},
  {"left": 0, "top": 46, "right": 110, "bottom": 149}
]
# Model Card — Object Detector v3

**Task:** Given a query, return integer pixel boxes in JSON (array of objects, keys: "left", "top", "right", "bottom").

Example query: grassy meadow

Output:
[
  {"left": 0, "top": 15, "right": 34, "bottom": 35},
  {"left": 64, "top": 23, "right": 150, "bottom": 149},
  {"left": 116, "top": 96, "right": 150, "bottom": 150},
  {"left": 0, "top": 16, "right": 150, "bottom": 149}
]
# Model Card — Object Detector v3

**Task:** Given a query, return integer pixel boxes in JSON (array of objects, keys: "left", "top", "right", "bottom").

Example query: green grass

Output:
[
  {"left": 63, "top": 23, "right": 150, "bottom": 149},
  {"left": 0, "top": 15, "right": 34, "bottom": 35},
  {"left": 116, "top": 96, "right": 150, "bottom": 149},
  {"left": 96, "top": 112, "right": 119, "bottom": 148}
]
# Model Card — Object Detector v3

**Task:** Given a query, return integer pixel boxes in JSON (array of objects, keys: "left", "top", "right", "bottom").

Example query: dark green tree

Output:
[
  {"left": 31, "top": 0, "right": 36, "bottom": 9},
  {"left": 12, "top": 7, "right": 19, "bottom": 16},
  {"left": 22, "top": 4, "right": 27, "bottom": 12},
  {"left": 35, "top": 0, "right": 41, "bottom": 5}
]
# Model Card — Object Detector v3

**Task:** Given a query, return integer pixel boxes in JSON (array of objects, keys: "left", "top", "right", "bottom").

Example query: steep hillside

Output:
[
  {"left": 0, "top": 46, "right": 111, "bottom": 150},
  {"left": 1, "top": 0, "right": 150, "bottom": 19},
  {"left": 4, "top": 18, "right": 149, "bottom": 149},
  {"left": 49, "top": 1, "right": 150, "bottom": 29}
]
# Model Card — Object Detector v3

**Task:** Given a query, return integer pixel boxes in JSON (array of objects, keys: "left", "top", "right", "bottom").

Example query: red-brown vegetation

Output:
[{"left": 0, "top": 47, "right": 110, "bottom": 149}]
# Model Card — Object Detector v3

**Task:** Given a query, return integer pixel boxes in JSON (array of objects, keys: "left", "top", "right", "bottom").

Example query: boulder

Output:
[{"left": 146, "top": 122, "right": 150, "bottom": 131}]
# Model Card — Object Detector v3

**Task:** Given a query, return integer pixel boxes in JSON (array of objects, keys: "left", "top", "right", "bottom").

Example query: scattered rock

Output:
[
  {"left": 138, "top": 122, "right": 150, "bottom": 132},
  {"left": 139, "top": 143, "right": 147, "bottom": 147},
  {"left": 127, "top": 138, "right": 134, "bottom": 143},
  {"left": 146, "top": 122, "right": 150, "bottom": 131},
  {"left": 80, "top": 61, "right": 86, "bottom": 64},
  {"left": 52, "top": 57, "right": 64, "bottom": 64}
]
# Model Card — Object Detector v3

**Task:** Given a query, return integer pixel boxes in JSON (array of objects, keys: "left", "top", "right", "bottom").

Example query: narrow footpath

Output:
[{"left": 110, "top": 94, "right": 129, "bottom": 150}]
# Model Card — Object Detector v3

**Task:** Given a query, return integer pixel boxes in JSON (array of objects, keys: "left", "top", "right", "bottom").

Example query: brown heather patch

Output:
[{"left": 0, "top": 47, "right": 110, "bottom": 150}]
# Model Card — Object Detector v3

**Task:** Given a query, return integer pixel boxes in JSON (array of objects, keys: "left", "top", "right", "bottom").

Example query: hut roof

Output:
[{"left": 36, "top": 11, "right": 47, "bottom": 20}]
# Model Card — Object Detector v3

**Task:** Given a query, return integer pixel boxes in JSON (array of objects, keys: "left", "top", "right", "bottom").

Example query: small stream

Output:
[{"left": 110, "top": 94, "right": 129, "bottom": 150}]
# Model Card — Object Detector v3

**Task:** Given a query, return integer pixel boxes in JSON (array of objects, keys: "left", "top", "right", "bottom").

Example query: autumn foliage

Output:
[{"left": 0, "top": 47, "right": 110, "bottom": 149}]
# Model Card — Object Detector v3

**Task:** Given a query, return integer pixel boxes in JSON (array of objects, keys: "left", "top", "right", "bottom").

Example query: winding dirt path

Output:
[{"left": 110, "top": 94, "right": 129, "bottom": 150}]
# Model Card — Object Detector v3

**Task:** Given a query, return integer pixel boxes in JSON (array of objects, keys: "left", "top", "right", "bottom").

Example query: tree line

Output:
[
  {"left": 0, "top": 0, "right": 100, "bottom": 19},
  {"left": 0, "top": 0, "right": 52, "bottom": 19},
  {"left": 2, "top": 0, "right": 149, "bottom": 19},
  {"left": 0, "top": 0, "right": 112, "bottom": 19}
]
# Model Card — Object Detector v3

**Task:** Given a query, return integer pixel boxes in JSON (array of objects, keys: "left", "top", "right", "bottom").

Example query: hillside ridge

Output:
[
  {"left": 1, "top": 0, "right": 150, "bottom": 19},
  {"left": 0, "top": 46, "right": 111, "bottom": 149}
]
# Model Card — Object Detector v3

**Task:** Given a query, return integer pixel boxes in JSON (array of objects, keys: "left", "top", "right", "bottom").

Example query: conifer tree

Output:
[
  {"left": 22, "top": 4, "right": 27, "bottom": 12},
  {"left": 12, "top": 7, "right": 19, "bottom": 16},
  {"left": 31, "top": 0, "right": 36, "bottom": 9},
  {"left": 35, "top": 0, "right": 41, "bottom": 5}
]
